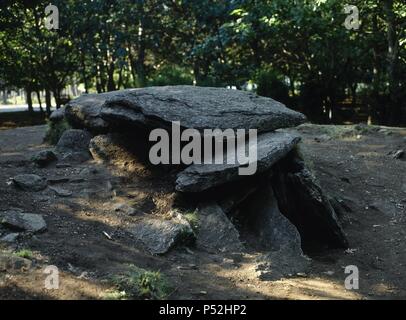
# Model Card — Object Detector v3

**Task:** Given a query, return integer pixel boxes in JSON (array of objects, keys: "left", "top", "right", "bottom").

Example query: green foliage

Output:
[
  {"left": 44, "top": 119, "right": 71, "bottom": 145},
  {"left": 183, "top": 211, "right": 199, "bottom": 232},
  {"left": 109, "top": 265, "right": 170, "bottom": 300},
  {"left": 256, "top": 70, "right": 290, "bottom": 103},
  {"left": 15, "top": 249, "right": 34, "bottom": 259},
  {"left": 299, "top": 82, "right": 326, "bottom": 113},
  {"left": 103, "top": 290, "right": 128, "bottom": 300},
  {"left": 1, "top": 0, "right": 405, "bottom": 124},
  {"left": 148, "top": 65, "right": 194, "bottom": 86}
]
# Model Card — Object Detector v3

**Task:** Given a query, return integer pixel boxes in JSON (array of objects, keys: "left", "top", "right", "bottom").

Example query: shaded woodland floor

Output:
[{"left": 0, "top": 123, "right": 405, "bottom": 300}]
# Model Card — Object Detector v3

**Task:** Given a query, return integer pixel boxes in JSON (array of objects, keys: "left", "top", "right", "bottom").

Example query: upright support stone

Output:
[{"left": 271, "top": 152, "right": 349, "bottom": 250}]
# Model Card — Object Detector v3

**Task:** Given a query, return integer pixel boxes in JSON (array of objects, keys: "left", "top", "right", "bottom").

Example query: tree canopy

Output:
[{"left": 0, "top": 0, "right": 405, "bottom": 124}]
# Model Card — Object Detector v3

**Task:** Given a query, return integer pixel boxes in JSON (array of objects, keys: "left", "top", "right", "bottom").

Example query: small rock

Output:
[
  {"left": 0, "top": 210, "right": 47, "bottom": 233},
  {"left": 49, "top": 186, "right": 72, "bottom": 197},
  {"left": 129, "top": 213, "right": 195, "bottom": 255},
  {"left": 56, "top": 129, "right": 92, "bottom": 153},
  {"left": 221, "top": 258, "right": 236, "bottom": 267},
  {"left": 31, "top": 150, "right": 57, "bottom": 167},
  {"left": 12, "top": 174, "right": 47, "bottom": 192},
  {"left": 79, "top": 167, "right": 98, "bottom": 176},
  {"left": 324, "top": 271, "right": 335, "bottom": 276},
  {"left": 47, "top": 177, "right": 70, "bottom": 184},
  {"left": 113, "top": 203, "right": 137, "bottom": 216},
  {"left": 0, "top": 233, "right": 19, "bottom": 243},
  {"left": 55, "top": 129, "right": 92, "bottom": 164},
  {"left": 0, "top": 253, "right": 32, "bottom": 272},
  {"left": 296, "top": 272, "right": 307, "bottom": 277},
  {"left": 379, "top": 128, "right": 392, "bottom": 136},
  {"left": 59, "top": 151, "right": 91, "bottom": 165},
  {"left": 56, "top": 163, "right": 72, "bottom": 168},
  {"left": 314, "top": 134, "right": 332, "bottom": 142},
  {"left": 392, "top": 150, "right": 404, "bottom": 159},
  {"left": 177, "top": 264, "right": 198, "bottom": 271},
  {"left": 77, "top": 271, "right": 90, "bottom": 280}
]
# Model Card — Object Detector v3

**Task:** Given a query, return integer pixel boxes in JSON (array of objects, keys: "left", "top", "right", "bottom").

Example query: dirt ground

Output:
[{"left": 0, "top": 123, "right": 405, "bottom": 300}]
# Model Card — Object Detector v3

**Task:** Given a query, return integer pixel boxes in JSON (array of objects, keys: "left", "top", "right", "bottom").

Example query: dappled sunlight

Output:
[
  {"left": 277, "top": 278, "right": 362, "bottom": 300},
  {"left": 1, "top": 268, "right": 111, "bottom": 300},
  {"left": 371, "top": 283, "right": 397, "bottom": 296},
  {"left": 196, "top": 256, "right": 363, "bottom": 300}
]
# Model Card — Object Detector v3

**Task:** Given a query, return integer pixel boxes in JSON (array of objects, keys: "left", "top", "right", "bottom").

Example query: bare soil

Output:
[{"left": 0, "top": 124, "right": 405, "bottom": 300}]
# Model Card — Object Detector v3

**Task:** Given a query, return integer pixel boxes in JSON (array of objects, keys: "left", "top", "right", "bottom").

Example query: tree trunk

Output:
[
  {"left": 2, "top": 89, "right": 7, "bottom": 104},
  {"left": 36, "top": 90, "right": 44, "bottom": 113},
  {"left": 136, "top": 3, "right": 146, "bottom": 87},
  {"left": 117, "top": 66, "right": 124, "bottom": 89},
  {"left": 351, "top": 83, "right": 357, "bottom": 108},
  {"left": 107, "top": 61, "right": 116, "bottom": 91},
  {"left": 99, "top": 63, "right": 107, "bottom": 92},
  {"left": 128, "top": 46, "right": 138, "bottom": 86},
  {"left": 45, "top": 89, "right": 52, "bottom": 115},
  {"left": 26, "top": 88, "right": 33, "bottom": 113},
  {"left": 383, "top": 0, "right": 401, "bottom": 124},
  {"left": 96, "top": 76, "right": 103, "bottom": 93},
  {"left": 81, "top": 52, "right": 89, "bottom": 94},
  {"left": 288, "top": 75, "right": 296, "bottom": 98},
  {"left": 136, "top": 45, "right": 146, "bottom": 87},
  {"left": 193, "top": 62, "right": 202, "bottom": 86},
  {"left": 53, "top": 88, "right": 61, "bottom": 109}
]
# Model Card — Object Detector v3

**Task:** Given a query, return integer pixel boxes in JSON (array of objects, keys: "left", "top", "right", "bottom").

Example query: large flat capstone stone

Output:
[
  {"left": 63, "top": 86, "right": 306, "bottom": 133},
  {"left": 101, "top": 86, "right": 306, "bottom": 132}
]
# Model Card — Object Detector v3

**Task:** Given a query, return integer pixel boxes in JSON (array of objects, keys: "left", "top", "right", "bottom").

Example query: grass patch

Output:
[
  {"left": 103, "top": 290, "right": 128, "bottom": 300},
  {"left": 183, "top": 211, "right": 199, "bottom": 231},
  {"left": 44, "top": 119, "right": 71, "bottom": 145},
  {"left": 15, "top": 249, "right": 34, "bottom": 259},
  {"left": 107, "top": 265, "right": 171, "bottom": 300}
]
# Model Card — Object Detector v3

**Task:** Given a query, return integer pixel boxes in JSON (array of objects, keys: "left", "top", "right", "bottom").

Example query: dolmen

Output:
[{"left": 50, "top": 86, "right": 348, "bottom": 279}]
